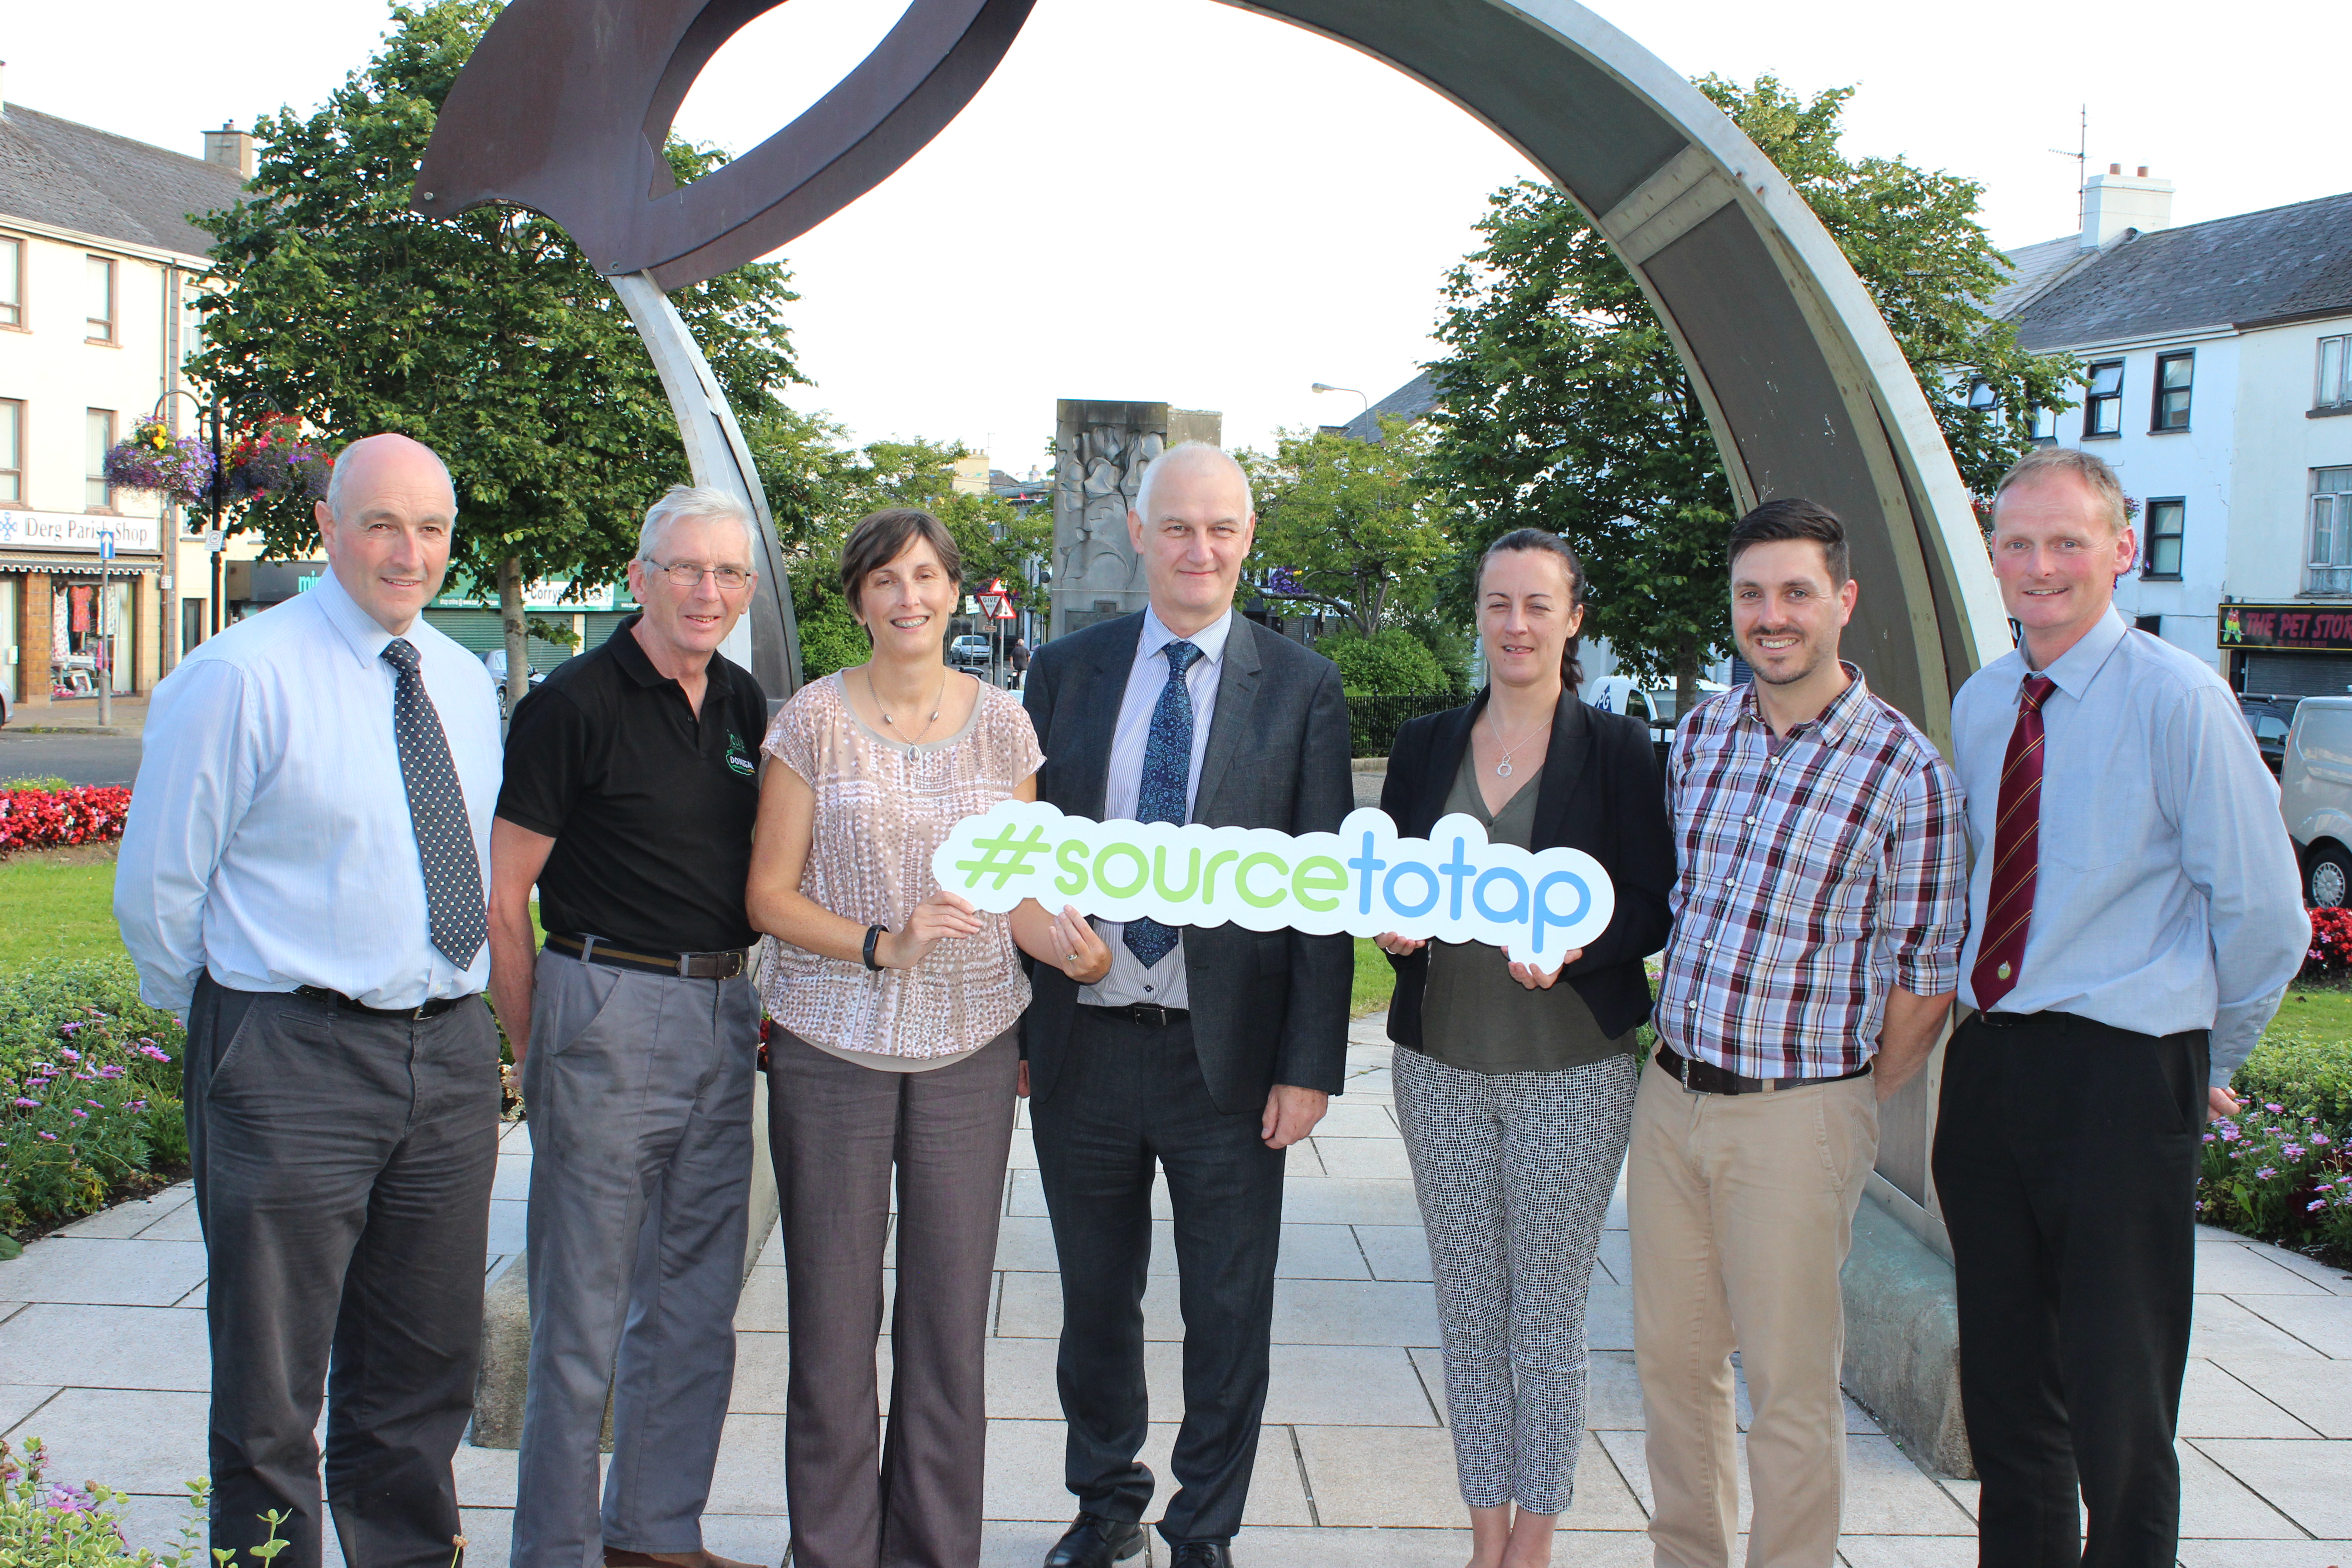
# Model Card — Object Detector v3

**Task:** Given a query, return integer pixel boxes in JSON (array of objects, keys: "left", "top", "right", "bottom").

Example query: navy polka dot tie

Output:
[
  {"left": 382, "top": 638, "right": 487, "bottom": 970},
  {"left": 1124, "top": 640, "right": 1201, "bottom": 969}
]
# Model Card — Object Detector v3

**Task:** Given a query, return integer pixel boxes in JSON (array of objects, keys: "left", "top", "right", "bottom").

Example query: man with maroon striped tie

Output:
[{"left": 1935, "top": 445, "right": 2305, "bottom": 1568}]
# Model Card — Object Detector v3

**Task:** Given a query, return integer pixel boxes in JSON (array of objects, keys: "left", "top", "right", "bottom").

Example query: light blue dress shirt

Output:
[
  {"left": 115, "top": 569, "right": 503, "bottom": 1013},
  {"left": 1081, "top": 606, "right": 1235, "bottom": 1010},
  {"left": 1952, "top": 608, "right": 2306, "bottom": 1085}
]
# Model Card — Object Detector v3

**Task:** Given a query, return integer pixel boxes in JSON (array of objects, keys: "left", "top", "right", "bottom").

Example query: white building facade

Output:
[
  {"left": 0, "top": 92, "right": 247, "bottom": 714},
  {"left": 1997, "top": 172, "right": 2352, "bottom": 694}
]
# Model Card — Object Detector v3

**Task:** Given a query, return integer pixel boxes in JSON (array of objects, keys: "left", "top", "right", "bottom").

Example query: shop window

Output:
[
  {"left": 0, "top": 237, "right": 21, "bottom": 328},
  {"left": 85, "top": 257, "right": 114, "bottom": 343},
  {"left": 2152, "top": 352, "right": 2193, "bottom": 431},
  {"left": 2084, "top": 361, "right": 2124, "bottom": 437},
  {"left": 2143, "top": 499, "right": 2185, "bottom": 578},
  {"left": 51, "top": 580, "right": 131, "bottom": 698},
  {"left": 85, "top": 409, "right": 114, "bottom": 510},
  {"left": 0, "top": 400, "right": 21, "bottom": 503}
]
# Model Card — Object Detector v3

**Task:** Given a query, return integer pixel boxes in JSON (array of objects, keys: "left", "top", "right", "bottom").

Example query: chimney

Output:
[
  {"left": 2080, "top": 165, "right": 2174, "bottom": 248},
  {"left": 203, "top": 122, "right": 254, "bottom": 179}
]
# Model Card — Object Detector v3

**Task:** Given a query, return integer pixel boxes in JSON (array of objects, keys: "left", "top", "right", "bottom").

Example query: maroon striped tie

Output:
[{"left": 1971, "top": 673, "right": 2058, "bottom": 1011}]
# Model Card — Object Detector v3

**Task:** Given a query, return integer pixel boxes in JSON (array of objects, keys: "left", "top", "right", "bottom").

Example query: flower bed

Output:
[
  {"left": 0, "top": 788, "right": 132, "bottom": 856},
  {"left": 0, "top": 1437, "right": 208, "bottom": 1568},
  {"left": 0, "top": 960, "right": 186, "bottom": 1240}
]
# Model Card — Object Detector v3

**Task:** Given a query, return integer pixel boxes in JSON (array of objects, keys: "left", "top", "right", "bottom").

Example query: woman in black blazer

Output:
[{"left": 1375, "top": 529, "right": 1673, "bottom": 1567}]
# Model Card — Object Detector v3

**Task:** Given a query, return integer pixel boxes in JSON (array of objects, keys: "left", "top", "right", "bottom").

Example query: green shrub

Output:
[
  {"left": 0, "top": 959, "right": 186, "bottom": 1235},
  {"left": 2229, "top": 1025, "right": 2352, "bottom": 1130},
  {"left": 0, "top": 1437, "right": 209, "bottom": 1568},
  {"left": 789, "top": 568, "right": 871, "bottom": 681},
  {"left": 1316, "top": 627, "right": 1451, "bottom": 696}
]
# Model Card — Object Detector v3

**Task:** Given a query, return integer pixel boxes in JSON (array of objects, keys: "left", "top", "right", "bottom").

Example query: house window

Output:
[
  {"left": 2084, "top": 360, "right": 2124, "bottom": 436},
  {"left": 2142, "top": 498, "right": 2185, "bottom": 578},
  {"left": 2152, "top": 352, "right": 2193, "bottom": 431},
  {"left": 86, "top": 409, "right": 114, "bottom": 509},
  {"left": 2321, "top": 335, "right": 2352, "bottom": 410},
  {"left": 1967, "top": 378, "right": 1996, "bottom": 412},
  {"left": 85, "top": 257, "right": 115, "bottom": 343},
  {"left": 0, "top": 237, "right": 21, "bottom": 328},
  {"left": 2312, "top": 468, "right": 2352, "bottom": 593},
  {"left": 0, "top": 400, "right": 21, "bottom": 502}
]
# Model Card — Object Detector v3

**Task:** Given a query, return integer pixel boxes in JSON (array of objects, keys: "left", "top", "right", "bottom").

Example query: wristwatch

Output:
[{"left": 863, "top": 924, "right": 888, "bottom": 971}]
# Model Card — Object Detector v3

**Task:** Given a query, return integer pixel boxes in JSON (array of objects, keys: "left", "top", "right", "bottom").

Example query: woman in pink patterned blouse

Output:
[{"left": 746, "top": 508, "right": 1109, "bottom": 1568}]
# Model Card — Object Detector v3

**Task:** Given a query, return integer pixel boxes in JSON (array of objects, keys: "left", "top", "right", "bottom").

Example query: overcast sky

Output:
[{"left": 6, "top": 0, "right": 2341, "bottom": 469}]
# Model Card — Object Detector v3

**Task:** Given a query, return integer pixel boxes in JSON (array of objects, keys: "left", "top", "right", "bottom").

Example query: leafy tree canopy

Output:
[
  {"left": 1425, "top": 74, "right": 2077, "bottom": 705},
  {"left": 1240, "top": 416, "right": 1453, "bottom": 641},
  {"left": 190, "top": 0, "right": 808, "bottom": 602}
]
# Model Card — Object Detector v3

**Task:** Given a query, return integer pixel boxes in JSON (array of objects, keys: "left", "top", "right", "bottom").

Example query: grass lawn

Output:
[
  {"left": 1352, "top": 936, "right": 1396, "bottom": 1019},
  {"left": 0, "top": 848, "right": 122, "bottom": 966},
  {"left": 2275, "top": 984, "right": 2352, "bottom": 1037}
]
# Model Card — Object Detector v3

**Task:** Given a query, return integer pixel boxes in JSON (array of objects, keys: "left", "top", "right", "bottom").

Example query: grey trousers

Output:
[
  {"left": 510, "top": 951, "right": 759, "bottom": 1568},
  {"left": 1392, "top": 1045, "right": 1637, "bottom": 1515},
  {"left": 186, "top": 977, "right": 500, "bottom": 1568},
  {"left": 766, "top": 1026, "right": 1019, "bottom": 1568}
]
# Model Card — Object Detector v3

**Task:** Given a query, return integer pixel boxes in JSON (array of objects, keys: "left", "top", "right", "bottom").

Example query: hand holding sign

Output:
[{"left": 932, "top": 802, "right": 1615, "bottom": 969}]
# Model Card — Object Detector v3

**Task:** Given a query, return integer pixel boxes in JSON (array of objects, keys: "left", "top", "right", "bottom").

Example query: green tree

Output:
[
  {"left": 190, "top": 0, "right": 807, "bottom": 697},
  {"left": 1241, "top": 417, "right": 1453, "bottom": 640},
  {"left": 1425, "top": 74, "right": 2076, "bottom": 711},
  {"left": 1314, "top": 626, "right": 1451, "bottom": 695}
]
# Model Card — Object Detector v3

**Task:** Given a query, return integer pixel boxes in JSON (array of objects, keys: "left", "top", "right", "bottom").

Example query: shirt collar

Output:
[
  {"left": 605, "top": 613, "right": 732, "bottom": 695},
  {"left": 1736, "top": 661, "right": 1869, "bottom": 744},
  {"left": 1139, "top": 604, "right": 1233, "bottom": 670},
  {"left": 2031, "top": 606, "right": 2129, "bottom": 701},
  {"left": 310, "top": 568, "right": 399, "bottom": 671}
]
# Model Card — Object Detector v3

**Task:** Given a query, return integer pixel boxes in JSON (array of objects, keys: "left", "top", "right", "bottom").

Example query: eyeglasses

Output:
[{"left": 642, "top": 559, "right": 753, "bottom": 591}]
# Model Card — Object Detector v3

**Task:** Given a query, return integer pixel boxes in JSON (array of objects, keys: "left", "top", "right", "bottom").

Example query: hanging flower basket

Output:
[
  {"left": 101, "top": 421, "right": 217, "bottom": 508},
  {"left": 225, "top": 414, "right": 332, "bottom": 503}
]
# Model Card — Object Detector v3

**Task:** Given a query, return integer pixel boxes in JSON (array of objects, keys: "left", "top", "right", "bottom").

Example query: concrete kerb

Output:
[
  {"left": 1841, "top": 1196, "right": 1974, "bottom": 1478},
  {"left": 469, "top": 1071, "right": 781, "bottom": 1450}
]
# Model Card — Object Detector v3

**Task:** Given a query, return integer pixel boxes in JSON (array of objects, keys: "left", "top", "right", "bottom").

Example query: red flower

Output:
[{"left": 0, "top": 786, "right": 132, "bottom": 855}]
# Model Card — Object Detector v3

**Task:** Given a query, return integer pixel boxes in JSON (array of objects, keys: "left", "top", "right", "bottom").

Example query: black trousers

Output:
[
  {"left": 1031, "top": 1009, "right": 1287, "bottom": 1545},
  {"left": 186, "top": 977, "right": 500, "bottom": 1568},
  {"left": 1931, "top": 1011, "right": 2208, "bottom": 1568}
]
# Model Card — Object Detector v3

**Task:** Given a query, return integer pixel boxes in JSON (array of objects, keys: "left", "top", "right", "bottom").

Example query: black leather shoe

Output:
[
  {"left": 1042, "top": 1513, "right": 1143, "bottom": 1568},
  {"left": 1164, "top": 1542, "right": 1232, "bottom": 1568}
]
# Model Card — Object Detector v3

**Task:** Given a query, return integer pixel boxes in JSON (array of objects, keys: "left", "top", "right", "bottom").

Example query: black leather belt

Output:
[
  {"left": 1973, "top": 1010, "right": 2036, "bottom": 1029},
  {"left": 294, "top": 985, "right": 461, "bottom": 1021},
  {"left": 545, "top": 932, "right": 747, "bottom": 980},
  {"left": 1083, "top": 1002, "right": 1190, "bottom": 1027},
  {"left": 1654, "top": 1040, "right": 1871, "bottom": 1096}
]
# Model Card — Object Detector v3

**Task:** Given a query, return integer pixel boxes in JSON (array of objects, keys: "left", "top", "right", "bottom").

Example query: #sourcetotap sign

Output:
[{"left": 931, "top": 802, "right": 1615, "bottom": 969}]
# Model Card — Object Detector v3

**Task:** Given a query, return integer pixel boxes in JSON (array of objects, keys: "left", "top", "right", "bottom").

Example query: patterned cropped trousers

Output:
[{"left": 1392, "top": 1045, "right": 1639, "bottom": 1515}]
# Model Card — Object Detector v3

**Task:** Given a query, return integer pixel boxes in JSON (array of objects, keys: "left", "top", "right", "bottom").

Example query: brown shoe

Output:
[{"left": 604, "top": 1550, "right": 768, "bottom": 1568}]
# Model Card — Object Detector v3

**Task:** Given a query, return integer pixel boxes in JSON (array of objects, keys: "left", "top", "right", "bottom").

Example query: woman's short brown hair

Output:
[{"left": 838, "top": 508, "right": 963, "bottom": 618}]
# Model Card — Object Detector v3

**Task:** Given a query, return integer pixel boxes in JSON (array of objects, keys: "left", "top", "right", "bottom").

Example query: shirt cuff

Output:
[
  {"left": 2210, "top": 986, "right": 2289, "bottom": 1089},
  {"left": 1893, "top": 950, "right": 1959, "bottom": 999}
]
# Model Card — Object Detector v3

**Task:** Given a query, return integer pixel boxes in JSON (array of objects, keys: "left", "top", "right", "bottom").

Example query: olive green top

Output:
[{"left": 1418, "top": 743, "right": 1630, "bottom": 1074}]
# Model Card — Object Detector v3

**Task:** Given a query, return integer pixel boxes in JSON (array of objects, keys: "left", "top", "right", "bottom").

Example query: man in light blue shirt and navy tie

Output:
[
  {"left": 1933, "top": 445, "right": 2307, "bottom": 1568},
  {"left": 118, "top": 433, "right": 503, "bottom": 1568}
]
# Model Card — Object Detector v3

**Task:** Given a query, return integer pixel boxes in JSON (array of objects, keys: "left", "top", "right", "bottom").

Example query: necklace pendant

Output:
[{"left": 1495, "top": 760, "right": 1513, "bottom": 778}]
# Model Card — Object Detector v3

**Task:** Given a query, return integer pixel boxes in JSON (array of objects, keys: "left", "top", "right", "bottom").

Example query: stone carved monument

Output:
[{"left": 1050, "top": 400, "right": 1221, "bottom": 639}]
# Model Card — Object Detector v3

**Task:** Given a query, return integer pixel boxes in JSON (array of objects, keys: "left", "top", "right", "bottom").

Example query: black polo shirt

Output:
[{"left": 496, "top": 616, "right": 768, "bottom": 954}]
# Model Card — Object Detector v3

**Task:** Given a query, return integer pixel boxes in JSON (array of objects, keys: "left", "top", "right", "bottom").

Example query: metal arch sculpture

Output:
[{"left": 415, "top": 0, "right": 2008, "bottom": 736}]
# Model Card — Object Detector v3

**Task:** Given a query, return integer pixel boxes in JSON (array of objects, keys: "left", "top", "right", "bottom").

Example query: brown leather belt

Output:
[
  {"left": 545, "top": 932, "right": 747, "bottom": 980},
  {"left": 1654, "top": 1040, "right": 1871, "bottom": 1096}
]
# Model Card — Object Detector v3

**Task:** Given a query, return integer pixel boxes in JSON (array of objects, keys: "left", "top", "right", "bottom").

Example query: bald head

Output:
[
  {"left": 315, "top": 433, "right": 459, "bottom": 635},
  {"left": 1133, "top": 441, "right": 1248, "bottom": 527},
  {"left": 1127, "top": 441, "right": 1256, "bottom": 636}
]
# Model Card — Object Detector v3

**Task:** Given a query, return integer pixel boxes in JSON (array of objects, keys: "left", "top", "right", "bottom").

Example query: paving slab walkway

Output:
[{"left": 7, "top": 1015, "right": 2352, "bottom": 1566}]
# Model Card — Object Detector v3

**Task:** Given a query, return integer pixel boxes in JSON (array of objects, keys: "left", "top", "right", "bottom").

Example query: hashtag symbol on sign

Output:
[{"left": 954, "top": 823, "right": 1051, "bottom": 891}]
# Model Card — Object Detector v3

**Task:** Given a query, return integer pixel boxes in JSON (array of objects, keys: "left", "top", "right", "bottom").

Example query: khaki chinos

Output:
[{"left": 1627, "top": 1054, "right": 1879, "bottom": 1568}]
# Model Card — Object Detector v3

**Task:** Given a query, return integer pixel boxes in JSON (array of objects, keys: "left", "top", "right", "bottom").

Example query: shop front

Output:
[
  {"left": 0, "top": 509, "right": 165, "bottom": 710},
  {"left": 2220, "top": 603, "right": 2352, "bottom": 698}
]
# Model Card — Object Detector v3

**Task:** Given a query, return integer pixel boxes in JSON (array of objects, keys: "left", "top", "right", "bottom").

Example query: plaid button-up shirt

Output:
[{"left": 1656, "top": 667, "right": 1969, "bottom": 1080}]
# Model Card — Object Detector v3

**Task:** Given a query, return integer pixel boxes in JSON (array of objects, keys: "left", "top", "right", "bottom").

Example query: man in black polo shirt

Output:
[{"left": 488, "top": 485, "right": 769, "bottom": 1568}]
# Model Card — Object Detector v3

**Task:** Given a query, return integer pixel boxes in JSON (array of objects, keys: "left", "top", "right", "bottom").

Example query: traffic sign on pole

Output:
[{"left": 98, "top": 529, "right": 115, "bottom": 563}]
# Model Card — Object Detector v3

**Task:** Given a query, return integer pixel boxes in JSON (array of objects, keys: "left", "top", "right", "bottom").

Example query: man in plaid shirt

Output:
[{"left": 1631, "top": 499, "right": 1968, "bottom": 1568}]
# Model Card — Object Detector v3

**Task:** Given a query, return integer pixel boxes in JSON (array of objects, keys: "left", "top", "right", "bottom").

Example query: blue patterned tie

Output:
[
  {"left": 382, "top": 638, "right": 487, "bottom": 970},
  {"left": 1124, "top": 639, "right": 1202, "bottom": 968}
]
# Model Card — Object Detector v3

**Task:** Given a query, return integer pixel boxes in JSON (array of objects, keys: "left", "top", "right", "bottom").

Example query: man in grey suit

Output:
[{"left": 1022, "top": 442, "right": 1355, "bottom": 1568}]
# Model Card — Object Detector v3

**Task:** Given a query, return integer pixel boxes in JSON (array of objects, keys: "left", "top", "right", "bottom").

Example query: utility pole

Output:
[{"left": 2049, "top": 105, "right": 2088, "bottom": 231}]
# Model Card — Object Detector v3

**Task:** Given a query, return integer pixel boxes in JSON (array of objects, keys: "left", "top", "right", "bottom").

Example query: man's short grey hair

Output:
[
  {"left": 637, "top": 484, "right": 759, "bottom": 563},
  {"left": 325, "top": 434, "right": 457, "bottom": 520},
  {"left": 1132, "top": 441, "right": 1250, "bottom": 524},
  {"left": 1993, "top": 446, "right": 2129, "bottom": 535}
]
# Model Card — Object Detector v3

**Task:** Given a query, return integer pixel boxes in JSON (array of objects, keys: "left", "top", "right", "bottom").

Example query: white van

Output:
[{"left": 2281, "top": 696, "right": 2352, "bottom": 906}]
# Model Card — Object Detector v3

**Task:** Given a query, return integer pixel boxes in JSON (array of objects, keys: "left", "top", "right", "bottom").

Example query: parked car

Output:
[
  {"left": 483, "top": 648, "right": 547, "bottom": 720},
  {"left": 2240, "top": 694, "right": 2301, "bottom": 777},
  {"left": 948, "top": 634, "right": 993, "bottom": 671},
  {"left": 2281, "top": 696, "right": 2352, "bottom": 907}
]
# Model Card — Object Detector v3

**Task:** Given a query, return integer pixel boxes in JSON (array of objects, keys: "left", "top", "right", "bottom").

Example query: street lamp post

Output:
[
  {"left": 149, "top": 389, "right": 239, "bottom": 639},
  {"left": 1310, "top": 382, "right": 1370, "bottom": 418}
]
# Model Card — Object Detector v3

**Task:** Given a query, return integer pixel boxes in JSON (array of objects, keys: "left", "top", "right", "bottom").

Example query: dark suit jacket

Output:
[
  {"left": 1379, "top": 688, "right": 1674, "bottom": 1049},
  {"left": 1021, "top": 612, "right": 1356, "bottom": 1113}
]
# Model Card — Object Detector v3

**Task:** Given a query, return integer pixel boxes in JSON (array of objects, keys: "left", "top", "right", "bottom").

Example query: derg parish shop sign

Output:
[{"left": 933, "top": 802, "right": 1617, "bottom": 970}]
